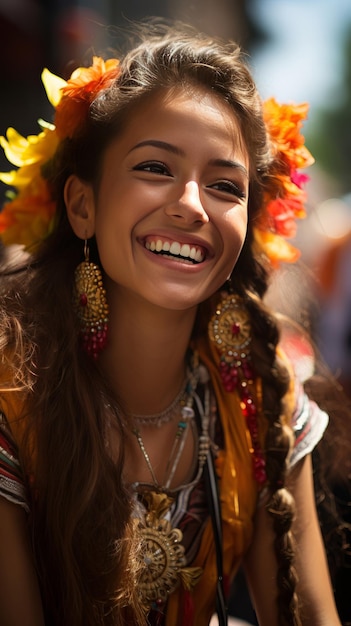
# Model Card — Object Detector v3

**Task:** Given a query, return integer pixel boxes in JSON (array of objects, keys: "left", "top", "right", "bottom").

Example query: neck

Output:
[{"left": 99, "top": 291, "right": 198, "bottom": 416}]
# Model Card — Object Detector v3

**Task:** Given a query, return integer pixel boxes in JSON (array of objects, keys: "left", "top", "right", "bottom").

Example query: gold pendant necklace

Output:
[
  {"left": 133, "top": 491, "right": 203, "bottom": 609},
  {"left": 130, "top": 355, "right": 213, "bottom": 612}
]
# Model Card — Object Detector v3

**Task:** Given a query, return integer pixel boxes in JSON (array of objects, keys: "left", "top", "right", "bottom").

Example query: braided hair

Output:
[{"left": 0, "top": 22, "right": 303, "bottom": 625}]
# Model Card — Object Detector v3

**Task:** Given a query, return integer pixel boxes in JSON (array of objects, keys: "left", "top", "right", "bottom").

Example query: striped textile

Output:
[{"left": 0, "top": 411, "right": 29, "bottom": 512}]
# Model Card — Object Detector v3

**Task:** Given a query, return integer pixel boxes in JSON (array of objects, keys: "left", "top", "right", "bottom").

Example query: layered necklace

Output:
[
  {"left": 130, "top": 351, "right": 203, "bottom": 492},
  {"left": 126, "top": 351, "right": 212, "bottom": 614}
]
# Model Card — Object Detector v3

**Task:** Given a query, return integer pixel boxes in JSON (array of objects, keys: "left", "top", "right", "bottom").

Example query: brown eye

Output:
[
  {"left": 133, "top": 161, "right": 172, "bottom": 176},
  {"left": 209, "top": 180, "right": 246, "bottom": 199}
]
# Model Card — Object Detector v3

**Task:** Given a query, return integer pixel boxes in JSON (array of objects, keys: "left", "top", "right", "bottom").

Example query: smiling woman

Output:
[
  {"left": 0, "top": 21, "right": 342, "bottom": 626},
  {"left": 65, "top": 88, "right": 249, "bottom": 314}
]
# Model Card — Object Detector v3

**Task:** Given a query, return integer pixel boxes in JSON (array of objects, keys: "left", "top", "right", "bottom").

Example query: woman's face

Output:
[{"left": 91, "top": 87, "right": 249, "bottom": 311}]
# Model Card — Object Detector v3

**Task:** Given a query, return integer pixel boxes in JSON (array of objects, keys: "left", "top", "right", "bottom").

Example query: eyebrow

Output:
[
  {"left": 129, "top": 140, "right": 184, "bottom": 156},
  {"left": 208, "top": 158, "right": 249, "bottom": 179},
  {"left": 129, "top": 140, "right": 249, "bottom": 178}
]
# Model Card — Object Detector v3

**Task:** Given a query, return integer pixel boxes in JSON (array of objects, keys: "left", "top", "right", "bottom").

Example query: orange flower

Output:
[
  {"left": 0, "top": 191, "right": 56, "bottom": 250},
  {"left": 54, "top": 57, "right": 120, "bottom": 138},
  {"left": 255, "top": 98, "right": 315, "bottom": 265},
  {"left": 263, "top": 98, "right": 314, "bottom": 170},
  {"left": 253, "top": 229, "right": 300, "bottom": 267}
]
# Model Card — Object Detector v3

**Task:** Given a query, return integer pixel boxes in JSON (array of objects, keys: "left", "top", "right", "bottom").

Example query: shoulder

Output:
[
  {"left": 0, "top": 355, "right": 30, "bottom": 445},
  {"left": 276, "top": 335, "right": 329, "bottom": 467}
]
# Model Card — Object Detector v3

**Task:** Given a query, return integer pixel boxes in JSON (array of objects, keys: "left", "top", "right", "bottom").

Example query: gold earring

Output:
[
  {"left": 208, "top": 292, "right": 266, "bottom": 485},
  {"left": 73, "top": 240, "right": 109, "bottom": 358},
  {"left": 208, "top": 293, "right": 252, "bottom": 391}
]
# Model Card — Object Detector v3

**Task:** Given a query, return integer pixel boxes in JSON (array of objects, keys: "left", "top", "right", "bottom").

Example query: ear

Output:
[{"left": 64, "top": 175, "right": 96, "bottom": 239}]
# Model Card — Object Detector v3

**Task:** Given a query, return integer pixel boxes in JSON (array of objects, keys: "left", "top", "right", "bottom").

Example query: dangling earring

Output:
[
  {"left": 208, "top": 291, "right": 266, "bottom": 485},
  {"left": 73, "top": 240, "right": 109, "bottom": 359},
  {"left": 208, "top": 292, "right": 252, "bottom": 391}
]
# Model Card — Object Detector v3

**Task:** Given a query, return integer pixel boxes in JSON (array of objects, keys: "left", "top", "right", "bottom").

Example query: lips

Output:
[{"left": 144, "top": 237, "right": 206, "bottom": 263}]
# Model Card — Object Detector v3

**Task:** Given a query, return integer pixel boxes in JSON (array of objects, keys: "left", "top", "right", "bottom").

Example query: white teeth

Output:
[
  {"left": 195, "top": 249, "right": 203, "bottom": 262},
  {"left": 180, "top": 243, "right": 190, "bottom": 258},
  {"left": 145, "top": 239, "right": 205, "bottom": 262},
  {"left": 170, "top": 241, "right": 181, "bottom": 255}
]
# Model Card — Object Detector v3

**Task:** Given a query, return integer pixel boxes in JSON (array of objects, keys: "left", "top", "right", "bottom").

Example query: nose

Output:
[{"left": 165, "top": 181, "right": 209, "bottom": 224}]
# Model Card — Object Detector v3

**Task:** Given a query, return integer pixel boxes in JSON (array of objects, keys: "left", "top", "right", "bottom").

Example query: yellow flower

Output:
[
  {"left": 41, "top": 68, "right": 67, "bottom": 108},
  {"left": 0, "top": 57, "right": 120, "bottom": 250},
  {"left": 0, "top": 121, "right": 58, "bottom": 249},
  {"left": 0, "top": 122, "right": 57, "bottom": 169}
]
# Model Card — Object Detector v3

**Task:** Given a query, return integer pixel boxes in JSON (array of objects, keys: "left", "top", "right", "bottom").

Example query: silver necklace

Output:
[
  {"left": 133, "top": 402, "right": 195, "bottom": 490},
  {"left": 130, "top": 375, "right": 190, "bottom": 427},
  {"left": 132, "top": 353, "right": 201, "bottom": 489},
  {"left": 131, "top": 378, "right": 213, "bottom": 494}
]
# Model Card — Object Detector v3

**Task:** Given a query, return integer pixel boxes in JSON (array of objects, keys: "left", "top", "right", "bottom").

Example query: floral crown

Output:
[{"left": 0, "top": 56, "right": 314, "bottom": 264}]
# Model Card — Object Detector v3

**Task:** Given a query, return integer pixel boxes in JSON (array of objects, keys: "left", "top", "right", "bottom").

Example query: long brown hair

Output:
[{"left": 0, "top": 22, "right": 299, "bottom": 625}]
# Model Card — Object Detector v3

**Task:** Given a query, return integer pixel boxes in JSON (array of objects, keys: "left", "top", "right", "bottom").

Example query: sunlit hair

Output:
[{"left": 1, "top": 22, "right": 299, "bottom": 625}]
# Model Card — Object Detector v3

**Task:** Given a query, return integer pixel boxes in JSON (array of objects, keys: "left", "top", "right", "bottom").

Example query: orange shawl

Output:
[{"left": 166, "top": 336, "right": 295, "bottom": 625}]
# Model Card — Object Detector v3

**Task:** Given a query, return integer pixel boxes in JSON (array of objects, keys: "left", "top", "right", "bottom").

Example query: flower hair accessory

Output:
[
  {"left": 0, "top": 57, "right": 120, "bottom": 250},
  {"left": 0, "top": 57, "right": 313, "bottom": 264},
  {"left": 253, "top": 98, "right": 315, "bottom": 266}
]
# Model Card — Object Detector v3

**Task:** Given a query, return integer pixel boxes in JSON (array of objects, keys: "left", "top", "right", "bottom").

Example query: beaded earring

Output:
[
  {"left": 208, "top": 292, "right": 266, "bottom": 485},
  {"left": 73, "top": 240, "right": 109, "bottom": 359}
]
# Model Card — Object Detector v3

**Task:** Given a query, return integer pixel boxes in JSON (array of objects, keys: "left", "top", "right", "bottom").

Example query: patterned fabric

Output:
[
  {"left": 169, "top": 383, "right": 328, "bottom": 565},
  {"left": 0, "top": 411, "right": 29, "bottom": 512},
  {"left": 0, "top": 343, "right": 329, "bottom": 626},
  {"left": 290, "top": 381, "right": 329, "bottom": 467}
]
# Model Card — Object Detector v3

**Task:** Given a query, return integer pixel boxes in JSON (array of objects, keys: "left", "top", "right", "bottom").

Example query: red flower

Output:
[{"left": 266, "top": 197, "right": 304, "bottom": 238}]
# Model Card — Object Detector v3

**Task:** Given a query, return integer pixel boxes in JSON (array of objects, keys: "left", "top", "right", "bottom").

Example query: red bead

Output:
[
  {"left": 231, "top": 322, "right": 240, "bottom": 335},
  {"left": 254, "top": 456, "right": 265, "bottom": 468},
  {"left": 240, "top": 385, "right": 249, "bottom": 398},
  {"left": 255, "top": 468, "right": 267, "bottom": 484},
  {"left": 79, "top": 293, "right": 88, "bottom": 306}
]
